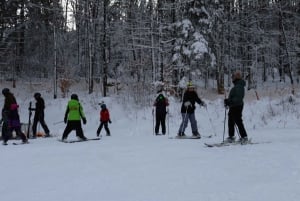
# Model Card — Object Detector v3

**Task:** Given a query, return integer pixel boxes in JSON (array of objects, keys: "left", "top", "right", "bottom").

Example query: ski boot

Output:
[{"left": 226, "top": 136, "right": 236, "bottom": 143}]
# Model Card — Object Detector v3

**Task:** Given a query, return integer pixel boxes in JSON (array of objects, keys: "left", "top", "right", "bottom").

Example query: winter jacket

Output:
[
  {"left": 2, "top": 92, "right": 21, "bottom": 128},
  {"left": 64, "top": 99, "right": 86, "bottom": 121},
  {"left": 180, "top": 90, "right": 204, "bottom": 113},
  {"left": 227, "top": 79, "right": 246, "bottom": 107},
  {"left": 153, "top": 94, "right": 169, "bottom": 115},
  {"left": 100, "top": 108, "right": 110, "bottom": 122},
  {"left": 34, "top": 97, "right": 45, "bottom": 116}
]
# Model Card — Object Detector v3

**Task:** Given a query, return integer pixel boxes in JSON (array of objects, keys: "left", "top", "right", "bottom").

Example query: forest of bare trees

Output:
[{"left": 1, "top": 0, "right": 299, "bottom": 98}]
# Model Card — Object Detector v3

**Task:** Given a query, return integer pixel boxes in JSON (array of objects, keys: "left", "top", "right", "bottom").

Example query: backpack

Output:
[{"left": 155, "top": 94, "right": 167, "bottom": 113}]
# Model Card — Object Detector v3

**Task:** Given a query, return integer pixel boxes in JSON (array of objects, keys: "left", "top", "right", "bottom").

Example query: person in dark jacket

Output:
[
  {"left": 153, "top": 93, "right": 169, "bottom": 135},
  {"left": 177, "top": 82, "right": 206, "bottom": 137},
  {"left": 224, "top": 70, "right": 248, "bottom": 142},
  {"left": 62, "top": 94, "right": 87, "bottom": 141},
  {"left": 96, "top": 103, "right": 111, "bottom": 136},
  {"left": 31, "top": 92, "right": 50, "bottom": 138},
  {"left": 1, "top": 88, "right": 28, "bottom": 145}
]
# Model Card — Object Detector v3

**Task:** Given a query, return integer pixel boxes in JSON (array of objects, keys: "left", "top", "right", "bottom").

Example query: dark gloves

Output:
[
  {"left": 82, "top": 118, "right": 87, "bottom": 125},
  {"left": 201, "top": 101, "right": 207, "bottom": 108},
  {"left": 64, "top": 116, "right": 67, "bottom": 124},
  {"left": 108, "top": 119, "right": 112, "bottom": 124},
  {"left": 224, "top": 99, "right": 230, "bottom": 107}
]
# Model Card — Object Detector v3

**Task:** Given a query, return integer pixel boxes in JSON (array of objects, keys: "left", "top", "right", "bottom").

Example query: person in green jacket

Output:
[
  {"left": 62, "top": 94, "right": 87, "bottom": 141},
  {"left": 224, "top": 70, "right": 248, "bottom": 143}
]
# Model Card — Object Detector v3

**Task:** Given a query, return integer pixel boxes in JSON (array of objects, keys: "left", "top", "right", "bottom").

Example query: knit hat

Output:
[
  {"left": 187, "top": 82, "right": 195, "bottom": 89},
  {"left": 34, "top": 92, "right": 41, "bottom": 99},
  {"left": 71, "top": 94, "right": 79, "bottom": 100},
  {"left": 2, "top": 88, "right": 10, "bottom": 96}
]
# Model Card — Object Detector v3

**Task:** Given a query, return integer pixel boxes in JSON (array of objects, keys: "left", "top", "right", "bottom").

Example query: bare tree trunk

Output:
[
  {"left": 102, "top": 0, "right": 109, "bottom": 96},
  {"left": 278, "top": 3, "right": 294, "bottom": 94}
]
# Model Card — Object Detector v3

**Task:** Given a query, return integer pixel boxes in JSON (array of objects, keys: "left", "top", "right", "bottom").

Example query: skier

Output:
[
  {"left": 177, "top": 82, "right": 206, "bottom": 138},
  {"left": 152, "top": 93, "right": 169, "bottom": 135},
  {"left": 61, "top": 94, "right": 87, "bottom": 141},
  {"left": 224, "top": 70, "right": 248, "bottom": 143},
  {"left": 1, "top": 88, "right": 28, "bottom": 145},
  {"left": 30, "top": 92, "right": 50, "bottom": 138},
  {"left": 96, "top": 103, "right": 111, "bottom": 136}
]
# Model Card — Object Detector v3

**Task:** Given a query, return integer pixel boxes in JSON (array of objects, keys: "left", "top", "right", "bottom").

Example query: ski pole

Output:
[
  {"left": 223, "top": 108, "right": 227, "bottom": 142},
  {"left": 27, "top": 102, "right": 32, "bottom": 138},
  {"left": 167, "top": 109, "right": 169, "bottom": 137},
  {"left": 234, "top": 124, "right": 241, "bottom": 139},
  {"left": 152, "top": 108, "right": 155, "bottom": 136},
  {"left": 53, "top": 120, "right": 64, "bottom": 125},
  {"left": 223, "top": 88, "right": 228, "bottom": 142}
]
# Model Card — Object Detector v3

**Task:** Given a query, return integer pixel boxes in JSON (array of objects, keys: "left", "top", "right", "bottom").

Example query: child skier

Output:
[
  {"left": 153, "top": 93, "right": 169, "bottom": 135},
  {"left": 96, "top": 103, "right": 111, "bottom": 136}
]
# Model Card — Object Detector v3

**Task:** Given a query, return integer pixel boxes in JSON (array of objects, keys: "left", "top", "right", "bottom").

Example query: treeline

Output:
[{"left": 0, "top": 0, "right": 299, "bottom": 97}]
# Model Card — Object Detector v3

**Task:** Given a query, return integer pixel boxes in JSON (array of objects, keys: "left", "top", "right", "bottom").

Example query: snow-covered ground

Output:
[{"left": 1, "top": 83, "right": 300, "bottom": 201}]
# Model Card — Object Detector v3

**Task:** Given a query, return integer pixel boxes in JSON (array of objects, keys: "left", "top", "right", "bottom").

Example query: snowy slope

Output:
[{"left": 0, "top": 84, "right": 300, "bottom": 201}]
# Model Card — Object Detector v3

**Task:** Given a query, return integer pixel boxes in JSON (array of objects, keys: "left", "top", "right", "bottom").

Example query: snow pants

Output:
[
  {"left": 62, "top": 120, "right": 86, "bottom": 139},
  {"left": 32, "top": 112, "right": 50, "bottom": 137},
  {"left": 155, "top": 112, "right": 166, "bottom": 135},
  {"left": 97, "top": 121, "right": 110, "bottom": 136},
  {"left": 178, "top": 112, "right": 198, "bottom": 134},
  {"left": 228, "top": 105, "right": 247, "bottom": 138}
]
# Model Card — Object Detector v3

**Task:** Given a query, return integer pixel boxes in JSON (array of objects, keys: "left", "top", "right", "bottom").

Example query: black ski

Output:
[
  {"left": 169, "top": 135, "right": 201, "bottom": 139},
  {"left": 204, "top": 139, "right": 269, "bottom": 147},
  {"left": 12, "top": 142, "right": 30, "bottom": 145},
  {"left": 169, "top": 134, "right": 212, "bottom": 139},
  {"left": 58, "top": 137, "right": 101, "bottom": 143}
]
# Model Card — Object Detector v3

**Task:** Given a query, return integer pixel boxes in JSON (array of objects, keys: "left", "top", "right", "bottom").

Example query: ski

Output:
[
  {"left": 169, "top": 134, "right": 212, "bottom": 139},
  {"left": 29, "top": 134, "right": 58, "bottom": 139},
  {"left": 58, "top": 137, "right": 101, "bottom": 143},
  {"left": 203, "top": 135, "right": 213, "bottom": 138},
  {"left": 204, "top": 139, "right": 269, "bottom": 147},
  {"left": 12, "top": 142, "right": 30, "bottom": 145},
  {"left": 169, "top": 135, "right": 201, "bottom": 139}
]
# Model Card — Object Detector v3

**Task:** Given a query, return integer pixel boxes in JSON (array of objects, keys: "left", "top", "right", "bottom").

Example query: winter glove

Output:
[
  {"left": 109, "top": 119, "right": 112, "bottom": 124},
  {"left": 64, "top": 116, "right": 67, "bottom": 124},
  {"left": 0, "top": 118, "right": 3, "bottom": 124},
  {"left": 184, "top": 101, "right": 191, "bottom": 107},
  {"left": 29, "top": 107, "right": 35, "bottom": 111},
  {"left": 82, "top": 118, "right": 87, "bottom": 125},
  {"left": 201, "top": 101, "right": 207, "bottom": 108}
]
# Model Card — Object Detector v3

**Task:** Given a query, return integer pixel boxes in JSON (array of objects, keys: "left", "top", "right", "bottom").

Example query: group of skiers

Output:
[
  {"left": 61, "top": 94, "right": 112, "bottom": 141},
  {"left": 0, "top": 89, "right": 53, "bottom": 145},
  {"left": 0, "top": 89, "right": 112, "bottom": 145},
  {"left": 153, "top": 70, "right": 248, "bottom": 142},
  {"left": 1, "top": 70, "right": 248, "bottom": 145}
]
